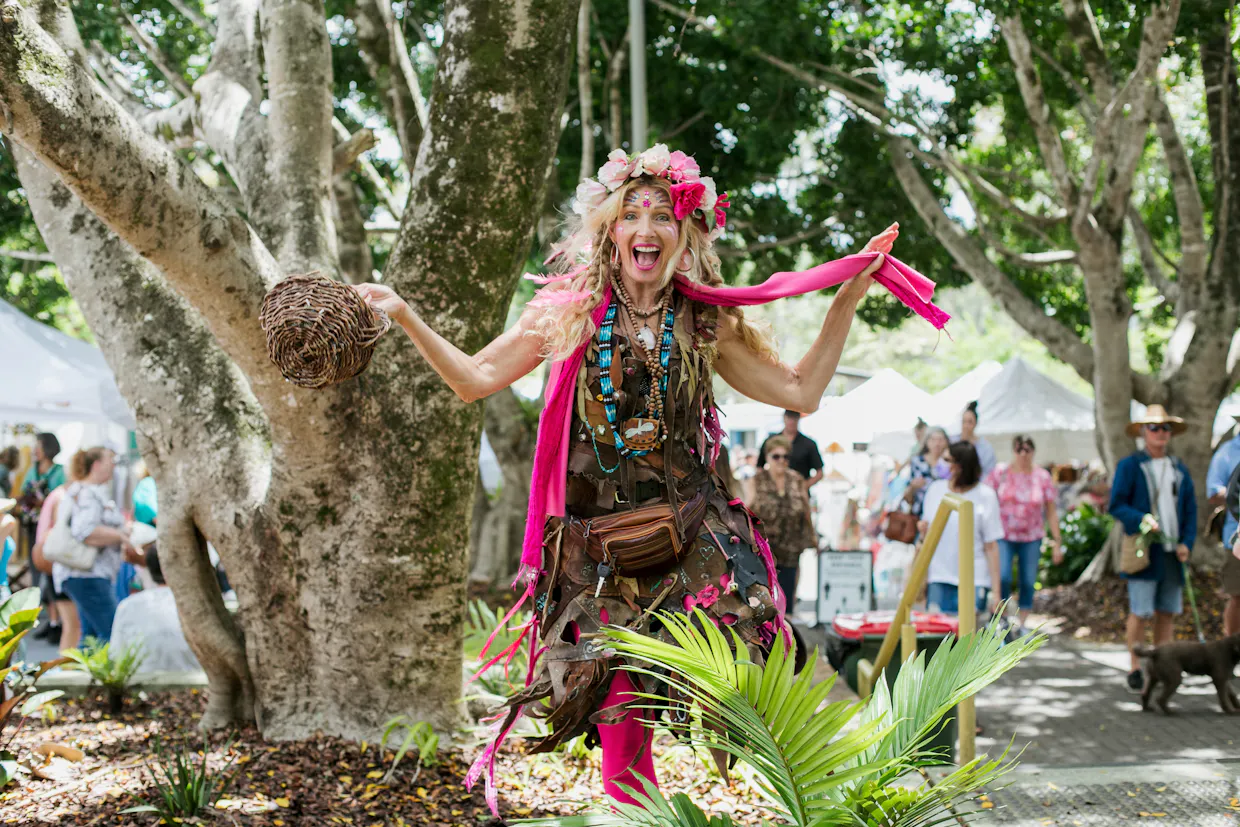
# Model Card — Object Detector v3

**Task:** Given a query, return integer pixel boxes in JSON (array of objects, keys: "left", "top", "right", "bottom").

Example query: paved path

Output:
[{"left": 973, "top": 638, "right": 1240, "bottom": 825}]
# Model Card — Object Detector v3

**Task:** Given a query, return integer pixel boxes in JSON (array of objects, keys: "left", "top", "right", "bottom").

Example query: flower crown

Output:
[{"left": 573, "top": 143, "right": 730, "bottom": 233}]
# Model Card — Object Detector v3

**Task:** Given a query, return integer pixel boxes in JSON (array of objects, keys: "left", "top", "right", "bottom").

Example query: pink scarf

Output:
[{"left": 517, "top": 251, "right": 948, "bottom": 583}]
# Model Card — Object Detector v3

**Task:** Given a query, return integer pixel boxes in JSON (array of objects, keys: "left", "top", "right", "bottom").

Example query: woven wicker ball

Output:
[{"left": 259, "top": 273, "right": 391, "bottom": 389}]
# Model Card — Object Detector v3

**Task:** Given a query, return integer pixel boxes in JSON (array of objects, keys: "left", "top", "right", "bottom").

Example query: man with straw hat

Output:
[
  {"left": 1207, "top": 411, "right": 1240, "bottom": 635},
  {"left": 1109, "top": 405, "right": 1197, "bottom": 693}
]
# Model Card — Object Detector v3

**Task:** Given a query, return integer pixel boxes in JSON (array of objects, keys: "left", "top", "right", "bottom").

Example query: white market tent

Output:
[
  {"left": 867, "top": 361, "right": 1004, "bottom": 457},
  {"left": 800, "top": 369, "right": 931, "bottom": 449},
  {"left": 0, "top": 299, "right": 134, "bottom": 429},
  {"left": 973, "top": 357, "right": 1097, "bottom": 463},
  {"left": 868, "top": 358, "right": 1099, "bottom": 464}
]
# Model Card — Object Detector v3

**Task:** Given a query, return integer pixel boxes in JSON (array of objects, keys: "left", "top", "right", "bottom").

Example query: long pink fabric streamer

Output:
[{"left": 518, "top": 252, "right": 947, "bottom": 579}]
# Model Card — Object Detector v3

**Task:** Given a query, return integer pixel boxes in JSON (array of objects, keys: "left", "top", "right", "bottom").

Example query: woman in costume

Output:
[{"left": 357, "top": 144, "right": 946, "bottom": 812}]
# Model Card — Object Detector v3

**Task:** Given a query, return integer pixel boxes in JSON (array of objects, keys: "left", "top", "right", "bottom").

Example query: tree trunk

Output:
[
  {"left": 1074, "top": 241, "right": 1136, "bottom": 469},
  {"left": 0, "top": 0, "right": 580, "bottom": 739}
]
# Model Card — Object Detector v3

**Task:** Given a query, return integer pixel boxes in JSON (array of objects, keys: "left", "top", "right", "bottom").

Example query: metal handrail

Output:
[{"left": 856, "top": 493, "right": 977, "bottom": 764}]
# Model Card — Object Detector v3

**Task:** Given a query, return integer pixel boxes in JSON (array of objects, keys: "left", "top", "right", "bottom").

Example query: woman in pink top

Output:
[
  {"left": 984, "top": 434, "right": 1064, "bottom": 633},
  {"left": 32, "top": 484, "right": 82, "bottom": 651}
]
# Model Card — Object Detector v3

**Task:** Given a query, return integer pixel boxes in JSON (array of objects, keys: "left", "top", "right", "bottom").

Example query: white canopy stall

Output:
[
  {"left": 973, "top": 358, "right": 1097, "bottom": 463},
  {"left": 0, "top": 300, "right": 134, "bottom": 453},
  {"left": 868, "top": 361, "right": 1003, "bottom": 457},
  {"left": 800, "top": 368, "right": 931, "bottom": 450}
]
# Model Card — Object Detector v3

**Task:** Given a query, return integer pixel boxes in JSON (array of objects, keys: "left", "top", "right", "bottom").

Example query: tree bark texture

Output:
[{"left": 0, "top": 0, "right": 579, "bottom": 739}]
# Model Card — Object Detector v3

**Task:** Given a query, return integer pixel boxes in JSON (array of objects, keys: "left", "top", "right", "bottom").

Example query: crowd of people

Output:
[{"left": 2, "top": 434, "right": 200, "bottom": 674}]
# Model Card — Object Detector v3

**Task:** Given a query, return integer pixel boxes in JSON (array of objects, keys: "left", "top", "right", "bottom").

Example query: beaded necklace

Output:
[{"left": 595, "top": 283, "right": 675, "bottom": 459}]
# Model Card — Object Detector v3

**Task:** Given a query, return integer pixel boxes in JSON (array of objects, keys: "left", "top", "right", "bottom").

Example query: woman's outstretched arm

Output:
[
  {"left": 714, "top": 223, "right": 898, "bottom": 413},
  {"left": 356, "top": 284, "right": 547, "bottom": 403}
]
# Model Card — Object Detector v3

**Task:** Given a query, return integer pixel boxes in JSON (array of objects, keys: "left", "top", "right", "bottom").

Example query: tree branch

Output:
[
  {"left": 117, "top": 9, "right": 193, "bottom": 99},
  {"left": 138, "top": 96, "right": 198, "bottom": 147},
  {"left": 0, "top": 3, "right": 292, "bottom": 422},
  {"left": 352, "top": 0, "right": 427, "bottom": 168},
  {"left": 717, "top": 222, "right": 836, "bottom": 258},
  {"left": 1090, "top": 0, "right": 1180, "bottom": 228},
  {"left": 330, "top": 118, "right": 401, "bottom": 217},
  {"left": 658, "top": 108, "right": 707, "bottom": 143},
  {"left": 1126, "top": 207, "right": 1179, "bottom": 302},
  {"left": 1152, "top": 95, "right": 1208, "bottom": 297},
  {"left": 0, "top": 247, "right": 54, "bottom": 262},
  {"left": 332, "top": 174, "right": 375, "bottom": 284},
  {"left": 1029, "top": 41, "right": 1099, "bottom": 122},
  {"left": 577, "top": 0, "right": 593, "bottom": 182},
  {"left": 1060, "top": 0, "right": 1115, "bottom": 100},
  {"left": 332, "top": 127, "right": 378, "bottom": 176},
  {"left": 605, "top": 28, "right": 628, "bottom": 149},
  {"left": 259, "top": 0, "right": 337, "bottom": 273},
  {"left": 999, "top": 15, "right": 1079, "bottom": 207},
  {"left": 887, "top": 138, "right": 1096, "bottom": 381},
  {"left": 165, "top": 0, "right": 215, "bottom": 36}
]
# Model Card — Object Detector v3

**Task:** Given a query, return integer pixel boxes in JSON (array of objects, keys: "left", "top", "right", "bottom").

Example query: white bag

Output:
[{"left": 43, "top": 490, "right": 98, "bottom": 571}]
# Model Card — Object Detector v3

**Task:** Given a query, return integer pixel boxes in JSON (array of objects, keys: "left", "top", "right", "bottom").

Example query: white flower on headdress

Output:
[
  {"left": 637, "top": 143, "right": 671, "bottom": 177},
  {"left": 698, "top": 176, "right": 719, "bottom": 212},
  {"left": 572, "top": 179, "right": 608, "bottom": 215}
]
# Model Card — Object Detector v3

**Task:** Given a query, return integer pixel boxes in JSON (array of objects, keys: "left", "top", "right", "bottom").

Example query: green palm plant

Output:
[
  {"left": 518, "top": 610, "right": 1042, "bottom": 827},
  {"left": 61, "top": 637, "right": 145, "bottom": 713}
]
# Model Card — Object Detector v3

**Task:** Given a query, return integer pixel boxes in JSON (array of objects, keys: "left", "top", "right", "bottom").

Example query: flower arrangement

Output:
[{"left": 573, "top": 143, "right": 729, "bottom": 231}]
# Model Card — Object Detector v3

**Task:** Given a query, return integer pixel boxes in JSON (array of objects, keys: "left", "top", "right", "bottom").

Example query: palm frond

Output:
[
  {"left": 602, "top": 612, "right": 893, "bottom": 826},
  {"left": 855, "top": 617, "right": 1044, "bottom": 771}
]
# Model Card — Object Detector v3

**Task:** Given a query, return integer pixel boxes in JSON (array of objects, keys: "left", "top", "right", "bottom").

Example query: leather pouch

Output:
[{"left": 569, "top": 491, "right": 707, "bottom": 576}]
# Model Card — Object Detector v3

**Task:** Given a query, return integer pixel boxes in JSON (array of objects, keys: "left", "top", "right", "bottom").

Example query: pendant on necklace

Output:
[{"left": 637, "top": 325, "right": 656, "bottom": 351}]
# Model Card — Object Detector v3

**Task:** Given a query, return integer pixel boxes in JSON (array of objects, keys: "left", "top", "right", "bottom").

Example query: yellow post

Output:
[
  {"left": 955, "top": 496, "right": 977, "bottom": 765},
  {"left": 868, "top": 504, "right": 951, "bottom": 682},
  {"left": 901, "top": 622, "right": 917, "bottom": 664}
]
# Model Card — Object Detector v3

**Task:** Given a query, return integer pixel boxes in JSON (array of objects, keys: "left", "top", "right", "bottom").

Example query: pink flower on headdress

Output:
[
  {"left": 598, "top": 148, "right": 636, "bottom": 191},
  {"left": 573, "top": 179, "right": 608, "bottom": 215},
  {"left": 667, "top": 150, "right": 701, "bottom": 182},
  {"left": 670, "top": 181, "right": 706, "bottom": 221},
  {"left": 713, "top": 192, "right": 731, "bottom": 230},
  {"left": 635, "top": 143, "right": 671, "bottom": 177}
]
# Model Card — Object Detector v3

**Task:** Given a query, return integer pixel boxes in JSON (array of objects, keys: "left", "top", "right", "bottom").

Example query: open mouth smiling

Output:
[{"left": 632, "top": 243, "right": 661, "bottom": 271}]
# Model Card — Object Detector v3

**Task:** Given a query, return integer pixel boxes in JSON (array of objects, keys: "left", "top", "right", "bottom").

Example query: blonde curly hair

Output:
[{"left": 531, "top": 175, "right": 776, "bottom": 362}]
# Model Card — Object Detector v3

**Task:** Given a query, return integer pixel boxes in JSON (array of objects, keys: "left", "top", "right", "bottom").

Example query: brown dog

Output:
[{"left": 1135, "top": 633, "right": 1240, "bottom": 714}]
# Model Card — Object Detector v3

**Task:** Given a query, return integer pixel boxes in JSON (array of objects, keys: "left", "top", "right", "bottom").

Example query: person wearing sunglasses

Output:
[
  {"left": 985, "top": 436, "right": 1063, "bottom": 636},
  {"left": 1109, "top": 405, "right": 1196, "bottom": 694},
  {"left": 744, "top": 436, "right": 816, "bottom": 608}
]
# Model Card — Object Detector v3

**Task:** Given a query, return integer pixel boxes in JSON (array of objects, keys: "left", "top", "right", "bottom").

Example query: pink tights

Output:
[{"left": 598, "top": 670, "right": 658, "bottom": 806}]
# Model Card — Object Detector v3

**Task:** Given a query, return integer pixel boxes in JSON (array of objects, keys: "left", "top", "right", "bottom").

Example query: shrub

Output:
[
  {"left": 1040, "top": 503, "right": 1113, "bottom": 588},
  {"left": 380, "top": 715, "right": 439, "bottom": 783},
  {"left": 122, "top": 736, "right": 238, "bottom": 820},
  {"left": 0, "top": 587, "right": 68, "bottom": 786},
  {"left": 61, "top": 637, "right": 144, "bottom": 713}
]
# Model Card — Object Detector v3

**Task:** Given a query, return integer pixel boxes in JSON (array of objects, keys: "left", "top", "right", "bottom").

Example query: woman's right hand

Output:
[{"left": 354, "top": 283, "right": 410, "bottom": 324}]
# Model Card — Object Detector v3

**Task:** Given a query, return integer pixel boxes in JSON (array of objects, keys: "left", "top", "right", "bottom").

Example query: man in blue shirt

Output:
[
  {"left": 1208, "top": 420, "right": 1240, "bottom": 635},
  {"left": 1109, "top": 406, "right": 1196, "bottom": 693}
]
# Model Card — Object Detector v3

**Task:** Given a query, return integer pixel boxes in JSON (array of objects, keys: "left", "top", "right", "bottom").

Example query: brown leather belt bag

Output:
[{"left": 568, "top": 491, "right": 708, "bottom": 577}]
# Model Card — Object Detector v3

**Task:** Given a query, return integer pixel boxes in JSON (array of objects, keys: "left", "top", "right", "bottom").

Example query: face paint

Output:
[{"left": 641, "top": 191, "right": 652, "bottom": 208}]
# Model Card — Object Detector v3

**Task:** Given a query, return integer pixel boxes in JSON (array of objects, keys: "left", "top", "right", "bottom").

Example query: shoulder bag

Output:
[
  {"left": 884, "top": 501, "right": 918, "bottom": 544},
  {"left": 42, "top": 489, "right": 98, "bottom": 571}
]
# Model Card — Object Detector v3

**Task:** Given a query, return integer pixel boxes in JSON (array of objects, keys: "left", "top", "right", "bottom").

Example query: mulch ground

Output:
[
  {"left": 2, "top": 689, "right": 772, "bottom": 826},
  {"left": 1034, "top": 571, "right": 1227, "bottom": 643}
]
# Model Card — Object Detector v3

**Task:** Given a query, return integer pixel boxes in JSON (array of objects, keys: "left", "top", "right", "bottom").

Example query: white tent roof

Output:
[
  {"left": 923, "top": 360, "right": 1003, "bottom": 430},
  {"left": 973, "top": 358, "right": 1097, "bottom": 463},
  {"left": 800, "top": 369, "right": 930, "bottom": 448},
  {"left": 0, "top": 299, "right": 134, "bottom": 428}
]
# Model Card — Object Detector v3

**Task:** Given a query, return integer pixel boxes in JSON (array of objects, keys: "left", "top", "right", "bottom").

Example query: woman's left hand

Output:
[
  {"left": 863, "top": 222, "right": 900, "bottom": 255},
  {"left": 1050, "top": 540, "right": 1065, "bottom": 566}
]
